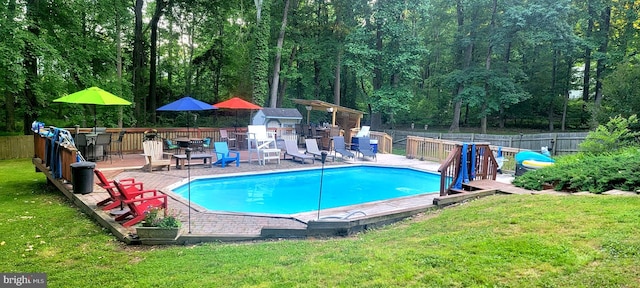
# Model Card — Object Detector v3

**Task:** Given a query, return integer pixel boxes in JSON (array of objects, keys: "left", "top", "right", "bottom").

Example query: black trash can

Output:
[{"left": 70, "top": 162, "right": 96, "bottom": 194}]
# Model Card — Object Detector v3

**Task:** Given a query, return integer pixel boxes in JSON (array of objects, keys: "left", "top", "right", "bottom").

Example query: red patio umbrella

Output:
[{"left": 213, "top": 97, "right": 262, "bottom": 130}]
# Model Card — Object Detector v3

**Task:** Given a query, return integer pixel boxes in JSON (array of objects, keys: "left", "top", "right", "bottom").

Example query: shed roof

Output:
[
  {"left": 260, "top": 108, "right": 302, "bottom": 119},
  {"left": 292, "top": 99, "right": 365, "bottom": 128}
]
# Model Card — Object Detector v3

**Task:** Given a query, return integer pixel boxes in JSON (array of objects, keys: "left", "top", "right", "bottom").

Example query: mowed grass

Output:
[{"left": 1, "top": 159, "right": 640, "bottom": 287}]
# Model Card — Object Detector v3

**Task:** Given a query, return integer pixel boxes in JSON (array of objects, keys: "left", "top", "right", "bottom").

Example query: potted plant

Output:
[{"left": 136, "top": 208, "right": 182, "bottom": 244}]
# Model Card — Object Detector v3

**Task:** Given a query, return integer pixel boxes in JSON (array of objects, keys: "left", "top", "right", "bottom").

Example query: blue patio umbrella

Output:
[
  {"left": 156, "top": 96, "right": 216, "bottom": 234},
  {"left": 156, "top": 96, "right": 218, "bottom": 135}
]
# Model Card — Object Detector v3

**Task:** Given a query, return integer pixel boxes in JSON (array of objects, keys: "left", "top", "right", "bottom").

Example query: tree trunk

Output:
[
  {"left": 580, "top": 0, "right": 594, "bottom": 126},
  {"left": 149, "top": 0, "right": 168, "bottom": 125},
  {"left": 449, "top": 0, "right": 470, "bottom": 133},
  {"left": 481, "top": 0, "right": 498, "bottom": 134},
  {"left": 561, "top": 57, "right": 572, "bottom": 131},
  {"left": 499, "top": 41, "right": 512, "bottom": 129},
  {"left": 186, "top": 14, "right": 196, "bottom": 94},
  {"left": 593, "top": 6, "right": 610, "bottom": 111},
  {"left": 115, "top": 0, "right": 123, "bottom": 128},
  {"left": 22, "top": 0, "right": 41, "bottom": 135},
  {"left": 548, "top": 49, "right": 559, "bottom": 132},
  {"left": 269, "top": 0, "right": 290, "bottom": 108},
  {"left": 213, "top": 27, "right": 224, "bottom": 101},
  {"left": 133, "top": 0, "right": 144, "bottom": 124},
  {"left": 277, "top": 45, "right": 298, "bottom": 107},
  {"left": 333, "top": 49, "right": 342, "bottom": 106},
  {"left": 252, "top": 0, "right": 270, "bottom": 106},
  {"left": 4, "top": 0, "right": 17, "bottom": 132},
  {"left": 370, "top": 21, "right": 383, "bottom": 129}
]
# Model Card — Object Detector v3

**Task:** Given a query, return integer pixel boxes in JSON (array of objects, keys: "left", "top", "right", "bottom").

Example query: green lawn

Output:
[{"left": 1, "top": 158, "right": 639, "bottom": 287}]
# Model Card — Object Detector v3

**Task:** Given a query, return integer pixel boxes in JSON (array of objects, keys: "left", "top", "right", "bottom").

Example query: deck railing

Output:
[
  {"left": 407, "top": 136, "right": 520, "bottom": 173},
  {"left": 437, "top": 143, "right": 499, "bottom": 196}
]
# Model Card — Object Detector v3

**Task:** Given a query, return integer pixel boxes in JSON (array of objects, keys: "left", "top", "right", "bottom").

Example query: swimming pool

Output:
[{"left": 172, "top": 166, "right": 440, "bottom": 214}]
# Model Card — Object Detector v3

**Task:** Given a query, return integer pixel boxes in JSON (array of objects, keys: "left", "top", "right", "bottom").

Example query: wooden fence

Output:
[
  {"left": 2, "top": 126, "right": 393, "bottom": 160},
  {"left": 0, "top": 136, "right": 34, "bottom": 159},
  {"left": 388, "top": 130, "right": 588, "bottom": 155},
  {"left": 406, "top": 136, "right": 523, "bottom": 173}
]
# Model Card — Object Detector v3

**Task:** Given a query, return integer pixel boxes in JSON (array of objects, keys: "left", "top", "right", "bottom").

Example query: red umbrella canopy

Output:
[{"left": 213, "top": 97, "right": 262, "bottom": 110}]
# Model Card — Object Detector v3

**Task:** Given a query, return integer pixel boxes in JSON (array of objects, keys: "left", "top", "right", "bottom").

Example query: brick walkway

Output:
[{"left": 85, "top": 150, "right": 456, "bottom": 242}]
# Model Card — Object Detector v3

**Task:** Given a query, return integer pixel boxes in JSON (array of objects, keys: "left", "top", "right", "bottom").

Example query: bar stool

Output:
[{"left": 115, "top": 130, "right": 126, "bottom": 158}]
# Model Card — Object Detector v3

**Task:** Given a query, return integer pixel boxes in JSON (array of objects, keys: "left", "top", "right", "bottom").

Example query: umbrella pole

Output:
[
  {"left": 94, "top": 105, "right": 98, "bottom": 133},
  {"left": 93, "top": 106, "right": 97, "bottom": 161}
]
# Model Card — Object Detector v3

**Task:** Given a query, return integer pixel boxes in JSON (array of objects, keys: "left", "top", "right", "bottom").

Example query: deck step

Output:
[
  {"left": 433, "top": 189, "right": 497, "bottom": 206},
  {"left": 448, "top": 188, "right": 469, "bottom": 194}
]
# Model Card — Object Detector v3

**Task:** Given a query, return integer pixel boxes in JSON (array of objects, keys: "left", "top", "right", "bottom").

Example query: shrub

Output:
[
  {"left": 142, "top": 208, "right": 182, "bottom": 228},
  {"left": 579, "top": 114, "right": 640, "bottom": 154},
  {"left": 512, "top": 147, "right": 640, "bottom": 193}
]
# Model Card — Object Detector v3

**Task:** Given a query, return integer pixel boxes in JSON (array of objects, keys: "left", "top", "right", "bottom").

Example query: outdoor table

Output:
[
  {"left": 175, "top": 137, "right": 204, "bottom": 150},
  {"left": 231, "top": 132, "right": 247, "bottom": 150},
  {"left": 259, "top": 148, "right": 281, "bottom": 165},
  {"left": 171, "top": 153, "right": 214, "bottom": 169},
  {"left": 315, "top": 128, "right": 331, "bottom": 150}
]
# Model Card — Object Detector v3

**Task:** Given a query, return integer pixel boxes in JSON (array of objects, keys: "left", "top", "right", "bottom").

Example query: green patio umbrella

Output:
[{"left": 53, "top": 86, "right": 132, "bottom": 131}]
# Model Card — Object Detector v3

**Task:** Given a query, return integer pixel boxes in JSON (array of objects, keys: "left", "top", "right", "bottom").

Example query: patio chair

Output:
[
  {"left": 305, "top": 138, "right": 334, "bottom": 162},
  {"left": 96, "top": 133, "right": 112, "bottom": 163},
  {"left": 94, "top": 169, "right": 143, "bottom": 211},
  {"left": 332, "top": 136, "right": 355, "bottom": 160},
  {"left": 143, "top": 140, "right": 172, "bottom": 172},
  {"left": 113, "top": 180, "right": 167, "bottom": 227},
  {"left": 283, "top": 139, "right": 315, "bottom": 164},
  {"left": 202, "top": 137, "right": 212, "bottom": 153},
  {"left": 164, "top": 138, "right": 180, "bottom": 154},
  {"left": 220, "top": 129, "right": 237, "bottom": 148},
  {"left": 247, "top": 125, "right": 276, "bottom": 164},
  {"left": 294, "top": 124, "right": 306, "bottom": 146},
  {"left": 213, "top": 142, "right": 240, "bottom": 167},
  {"left": 114, "top": 130, "right": 126, "bottom": 158},
  {"left": 355, "top": 137, "right": 377, "bottom": 161}
]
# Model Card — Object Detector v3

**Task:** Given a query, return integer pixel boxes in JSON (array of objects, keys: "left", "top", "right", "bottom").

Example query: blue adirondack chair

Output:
[{"left": 213, "top": 142, "right": 240, "bottom": 167}]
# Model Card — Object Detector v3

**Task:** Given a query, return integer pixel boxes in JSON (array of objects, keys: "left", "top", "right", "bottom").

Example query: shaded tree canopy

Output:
[{"left": 1, "top": 0, "right": 638, "bottom": 134}]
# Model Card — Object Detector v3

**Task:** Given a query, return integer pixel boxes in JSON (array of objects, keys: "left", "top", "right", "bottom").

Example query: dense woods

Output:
[{"left": 1, "top": 0, "right": 639, "bottom": 135}]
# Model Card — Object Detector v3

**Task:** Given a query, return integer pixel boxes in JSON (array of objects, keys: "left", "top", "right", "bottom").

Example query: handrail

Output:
[
  {"left": 407, "top": 136, "right": 518, "bottom": 173},
  {"left": 438, "top": 145, "right": 461, "bottom": 196},
  {"left": 437, "top": 143, "right": 498, "bottom": 196}
]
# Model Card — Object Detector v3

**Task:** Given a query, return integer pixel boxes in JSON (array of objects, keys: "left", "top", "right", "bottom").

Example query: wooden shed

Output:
[{"left": 251, "top": 108, "right": 303, "bottom": 128}]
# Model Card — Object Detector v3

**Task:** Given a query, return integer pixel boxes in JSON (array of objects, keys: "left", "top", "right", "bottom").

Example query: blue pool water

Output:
[{"left": 173, "top": 166, "right": 440, "bottom": 214}]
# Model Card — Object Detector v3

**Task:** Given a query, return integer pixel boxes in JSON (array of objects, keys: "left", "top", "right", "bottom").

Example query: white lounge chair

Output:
[
  {"left": 284, "top": 140, "right": 315, "bottom": 164},
  {"left": 305, "top": 138, "right": 334, "bottom": 162},
  {"left": 355, "top": 125, "right": 370, "bottom": 138},
  {"left": 247, "top": 125, "right": 276, "bottom": 164}
]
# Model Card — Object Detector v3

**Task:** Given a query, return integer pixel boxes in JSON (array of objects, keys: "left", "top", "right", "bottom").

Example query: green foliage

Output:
[
  {"left": 142, "top": 208, "right": 182, "bottom": 228},
  {"left": 1, "top": 0, "right": 638, "bottom": 132},
  {"left": 251, "top": 0, "right": 271, "bottom": 107},
  {"left": 513, "top": 147, "right": 640, "bottom": 193},
  {"left": 603, "top": 55, "right": 640, "bottom": 120},
  {"left": 579, "top": 114, "right": 640, "bottom": 153}
]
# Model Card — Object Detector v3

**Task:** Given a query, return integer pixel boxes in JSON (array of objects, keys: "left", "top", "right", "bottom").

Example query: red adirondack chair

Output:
[
  {"left": 113, "top": 180, "right": 167, "bottom": 227},
  {"left": 94, "top": 169, "right": 144, "bottom": 211}
]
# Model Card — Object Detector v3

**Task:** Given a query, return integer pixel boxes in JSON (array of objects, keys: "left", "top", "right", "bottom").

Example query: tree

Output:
[
  {"left": 252, "top": 0, "right": 271, "bottom": 106},
  {"left": 269, "top": 0, "right": 291, "bottom": 108},
  {"left": 149, "top": 0, "right": 172, "bottom": 124}
]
